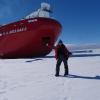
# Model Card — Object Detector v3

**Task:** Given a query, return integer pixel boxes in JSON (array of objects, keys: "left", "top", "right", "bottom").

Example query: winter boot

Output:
[
  {"left": 55, "top": 73, "right": 59, "bottom": 77},
  {"left": 64, "top": 72, "right": 68, "bottom": 76}
]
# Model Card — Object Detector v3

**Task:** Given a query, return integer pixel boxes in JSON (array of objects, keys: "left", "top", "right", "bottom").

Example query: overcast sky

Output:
[{"left": 0, "top": 0, "right": 100, "bottom": 44}]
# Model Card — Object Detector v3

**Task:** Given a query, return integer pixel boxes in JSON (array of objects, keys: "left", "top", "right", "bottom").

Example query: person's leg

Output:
[
  {"left": 55, "top": 57, "right": 62, "bottom": 76},
  {"left": 63, "top": 57, "right": 69, "bottom": 75}
]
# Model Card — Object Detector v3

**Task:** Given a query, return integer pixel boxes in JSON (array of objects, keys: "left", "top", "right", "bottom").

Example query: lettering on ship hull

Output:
[{"left": 0, "top": 27, "right": 27, "bottom": 36}]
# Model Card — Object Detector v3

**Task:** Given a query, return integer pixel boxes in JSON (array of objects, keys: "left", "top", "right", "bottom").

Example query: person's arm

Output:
[
  {"left": 54, "top": 45, "right": 58, "bottom": 60},
  {"left": 68, "top": 52, "right": 72, "bottom": 56},
  {"left": 65, "top": 46, "right": 72, "bottom": 57}
]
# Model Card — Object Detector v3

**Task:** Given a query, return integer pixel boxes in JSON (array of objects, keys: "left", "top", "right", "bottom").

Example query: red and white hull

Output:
[{"left": 0, "top": 17, "right": 62, "bottom": 58}]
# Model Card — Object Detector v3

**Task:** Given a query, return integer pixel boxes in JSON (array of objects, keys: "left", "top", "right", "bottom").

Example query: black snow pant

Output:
[{"left": 56, "top": 55, "right": 69, "bottom": 75}]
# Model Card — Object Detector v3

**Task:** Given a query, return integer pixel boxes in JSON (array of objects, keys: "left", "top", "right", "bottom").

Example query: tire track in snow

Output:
[
  {"left": 57, "top": 76, "right": 73, "bottom": 100},
  {"left": 0, "top": 80, "right": 7, "bottom": 94},
  {"left": 0, "top": 80, "right": 8, "bottom": 100}
]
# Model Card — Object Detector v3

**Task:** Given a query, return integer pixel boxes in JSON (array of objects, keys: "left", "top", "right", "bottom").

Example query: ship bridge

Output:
[{"left": 25, "top": 2, "right": 52, "bottom": 19}]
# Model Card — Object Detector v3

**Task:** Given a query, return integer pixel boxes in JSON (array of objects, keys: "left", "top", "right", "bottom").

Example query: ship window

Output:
[{"left": 42, "top": 37, "right": 51, "bottom": 45}]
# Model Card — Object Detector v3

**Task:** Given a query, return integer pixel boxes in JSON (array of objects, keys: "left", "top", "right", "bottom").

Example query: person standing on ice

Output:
[{"left": 54, "top": 40, "right": 72, "bottom": 77}]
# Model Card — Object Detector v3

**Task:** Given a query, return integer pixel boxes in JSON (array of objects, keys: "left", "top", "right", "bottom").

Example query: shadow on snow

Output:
[
  {"left": 59, "top": 74, "right": 100, "bottom": 80},
  {"left": 26, "top": 58, "right": 43, "bottom": 62},
  {"left": 25, "top": 53, "right": 100, "bottom": 62},
  {"left": 35, "top": 54, "right": 100, "bottom": 59}
]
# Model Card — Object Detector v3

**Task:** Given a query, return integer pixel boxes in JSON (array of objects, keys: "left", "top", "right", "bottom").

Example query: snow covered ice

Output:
[{"left": 0, "top": 49, "right": 100, "bottom": 100}]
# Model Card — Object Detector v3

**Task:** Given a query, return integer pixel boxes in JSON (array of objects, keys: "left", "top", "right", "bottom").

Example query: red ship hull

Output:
[{"left": 0, "top": 17, "right": 62, "bottom": 58}]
